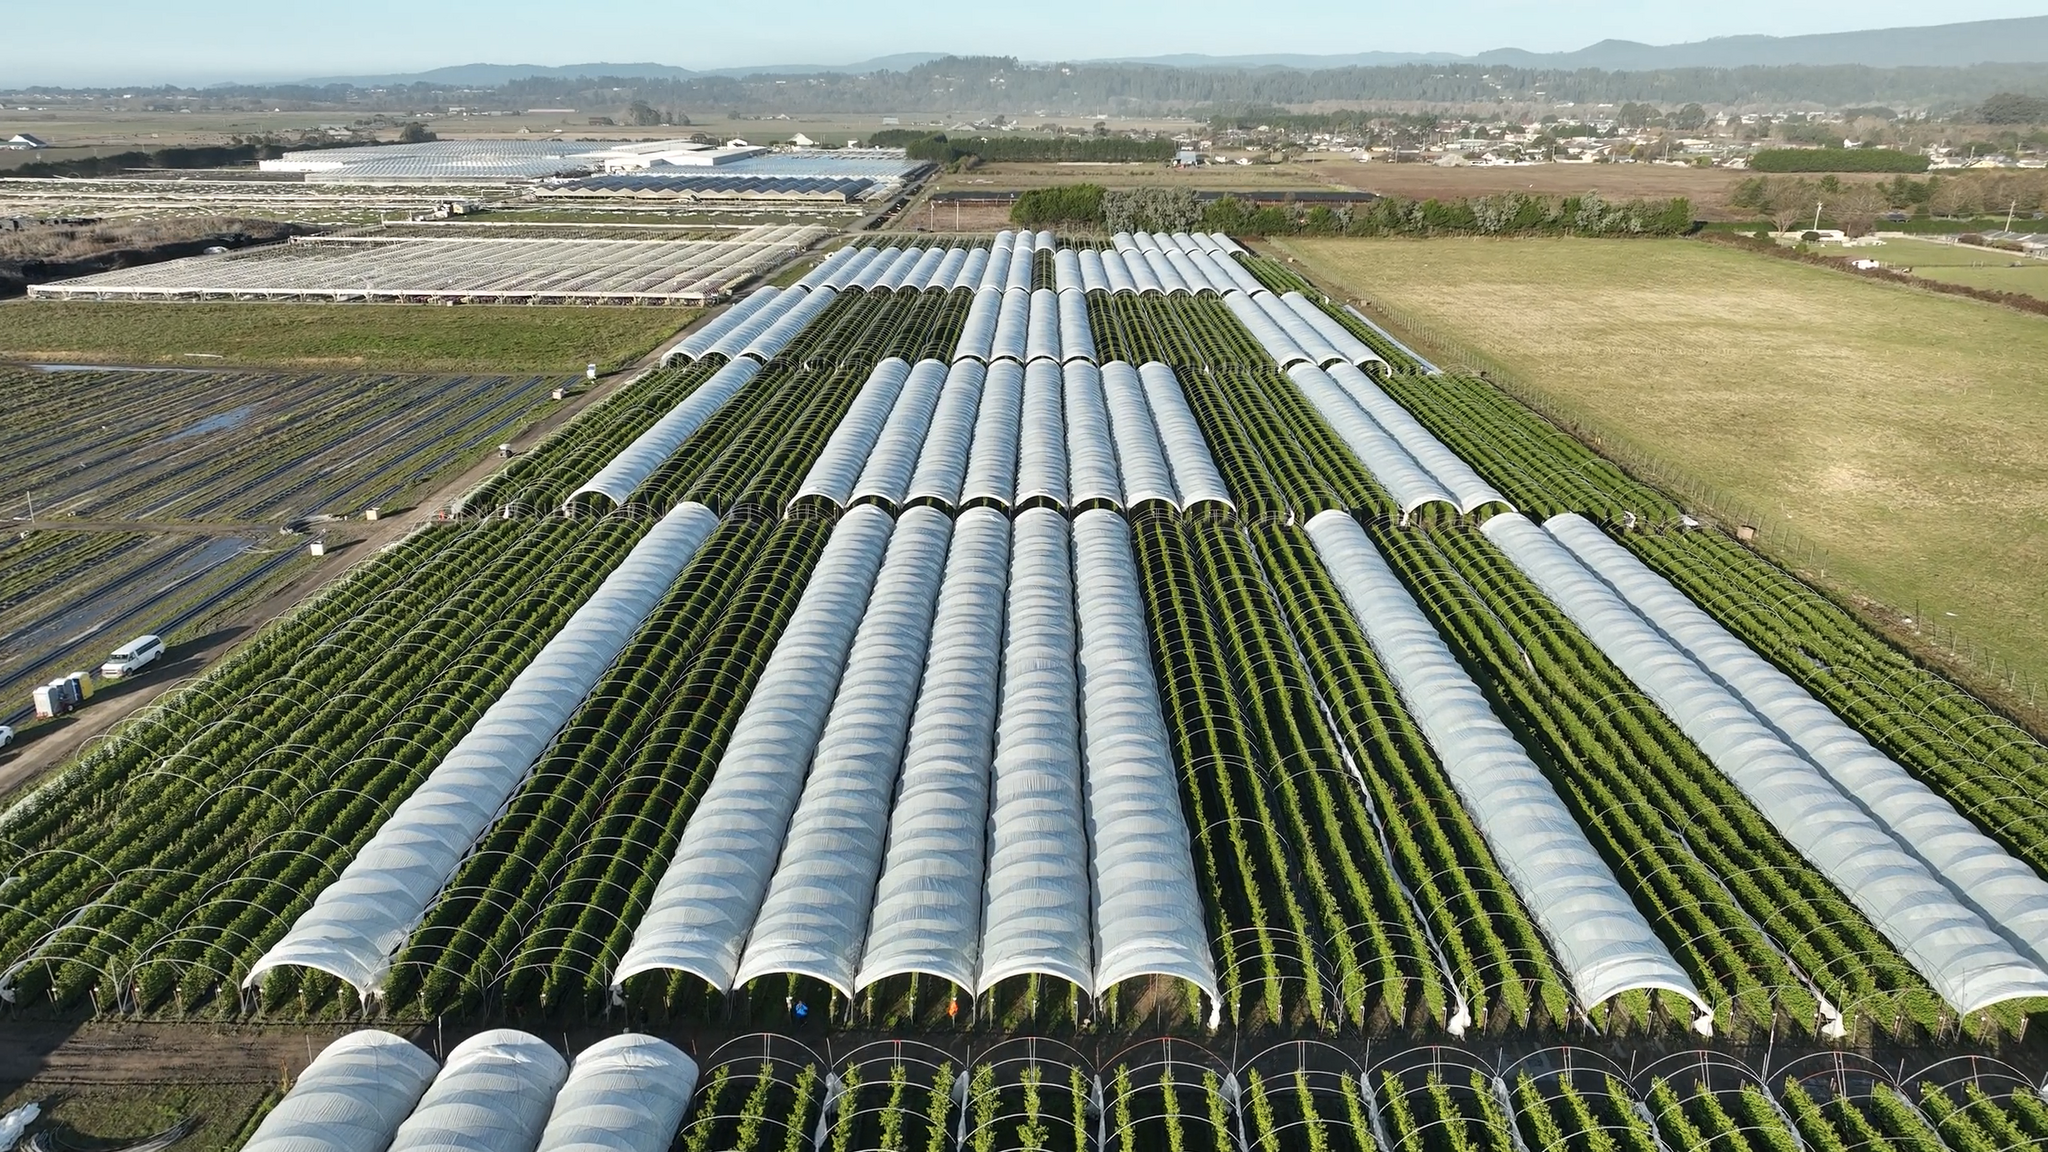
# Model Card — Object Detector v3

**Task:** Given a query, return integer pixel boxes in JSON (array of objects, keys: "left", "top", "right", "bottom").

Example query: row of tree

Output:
[
  {"left": 1732, "top": 171, "right": 2048, "bottom": 233},
  {"left": 1008, "top": 184, "right": 1696, "bottom": 238}
]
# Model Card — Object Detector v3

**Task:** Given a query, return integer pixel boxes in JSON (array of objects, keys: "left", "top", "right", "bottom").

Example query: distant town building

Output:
[{"left": 6, "top": 133, "right": 48, "bottom": 150}]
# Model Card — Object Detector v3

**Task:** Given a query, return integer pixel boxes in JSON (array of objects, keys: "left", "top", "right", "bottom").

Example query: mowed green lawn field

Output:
[
  {"left": 1277, "top": 236, "right": 2048, "bottom": 693},
  {"left": 0, "top": 300, "right": 696, "bottom": 374},
  {"left": 1875, "top": 236, "right": 2048, "bottom": 302}
]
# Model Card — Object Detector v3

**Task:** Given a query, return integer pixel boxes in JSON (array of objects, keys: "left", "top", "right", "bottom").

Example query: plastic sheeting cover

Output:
[
  {"left": 954, "top": 246, "right": 991, "bottom": 292},
  {"left": 953, "top": 287, "right": 1003, "bottom": 364},
  {"left": 247, "top": 503, "right": 722, "bottom": 994},
  {"left": 737, "top": 285, "right": 838, "bottom": 363},
  {"left": 1100, "top": 248, "right": 1138, "bottom": 296},
  {"left": 794, "top": 358, "right": 914, "bottom": 508},
  {"left": 1098, "top": 362, "right": 1178, "bottom": 510},
  {"left": 1079, "top": 247, "right": 1109, "bottom": 294},
  {"left": 1017, "top": 360, "right": 1070, "bottom": 510},
  {"left": 962, "top": 361, "right": 1024, "bottom": 509},
  {"left": 1324, "top": 363, "right": 1508, "bottom": 514},
  {"left": 1284, "top": 365, "right": 1451, "bottom": 518},
  {"left": 1138, "top": 362, "right": 1233, "bottom": 510},
  {"left": 386, "top": 1030, "right": 568, "bottom": 1152},
  {"left": 852, "top": 359, "right": 951, "bottom": 510},
  {"left": 1057, "top": 289, "right": 1098, "bottom": 364},
  {"left": 818, "top": 245, "right": 884, "bottom": 292},
  {"left": 1279, "top": 292, "right": 1385, "bottom": 370},
  {"left": 1072, "top": 510, "right": 1220, "bottom": 1002},
  {"left": 612, "top": 505, "right": 895, "bottom": 992},
  {"left": 1483, "top": 513, "right": 2048, "bottom": 1017},
  {"left": 1054, "top": 248, "right": 1082, "bottom": 294},
  {"left": 1026, "top": 287, "right": 1062, "bottom": 364},
  {"left": 991, "top": 288, "right": 1032, "bottom": 364},
  {"left": 978, "top": 507, "right": 1093, "bottom": 994},
  {"left": 1224, "top": 292, "right": 1310, "bottom": 368},
  {"left": 1062, "top": 362, "right": 1121, "bottom": 511},
  {"left": 791, "top": 247, "right": 857, "bottom": 293},
  {"left": 535, "top": 1035, "right": 699, "bottom": 1152},
  {"left": 905, "top": 361, "right": 987, "bottom": 510},
  {"left": 733, "top": 508, "right": 953, "bottom": 994},
  {"left": 242, "top": 1031, "right": 439, "bottom": 1152},
  {"left": 567, "top": 358, "right": 763, "bottom": 510},
  {"left": 1304, "top": 510, "right": 1711, "bottom": 1031},
  {"left": 856, "top": 508, "right": 1010, "bottom": 991},
  {"left": 664, "top": 286, "right": 780, "bottom": 364}
]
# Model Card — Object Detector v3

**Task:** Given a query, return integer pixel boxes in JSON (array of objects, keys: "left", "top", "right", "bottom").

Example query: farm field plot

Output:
[
  {"left": 1874, "top": 235, "right": 2048, "bottom": 301},
  {"left": 0, "top": 366, "right": 567, "bottom": 522},
  {"left": 1273, "top": 235, "right": 2048, "bottom": 702},
  {"left": 8, "top": 229, "right": 2048, "bottom": 1152}
]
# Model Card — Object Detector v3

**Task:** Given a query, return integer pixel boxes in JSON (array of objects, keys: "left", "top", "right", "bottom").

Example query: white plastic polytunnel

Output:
[
  {"left": 1035, "top": 229, "right": 1056, "bottom": 251},
  {"left": 566, "top": 359, "right": 762, "bottom": 511},
  {"left": 1244, "top": 291, "right": 1346, "bottom": 368},
  {"left": 791, "top": 246, "right": 858, "bottom": 293},
  {"left": 247, "top": 503, "right": 723, "bottom": 996},
  {"left": 794, "top": 358, "right": 915, "bottom": 508},
  {"left": 1126, "top": 248, "right": 1165, "bottom": 295},
  {"left": 535, "top": 1035, "right": 699, "bottom": 1152},
  {"left": 979, "top": 508, "right": 1094, "bottom": 995},
  {"left": 953, "top": 245, "right": 991, "bottom": 292},
  {"left": 242, "top": 1031, "right": 439, "bottom": 1152},
  {"left": 387, "top": 1031, "right": 565, "bottom": 1152},
  {"left": 1138, "top": 362, "right": 1233, "bottom": 511},
  {"left": 953, "top": 287, "right": 1003, "bottom": 364},
  {"left": 738, "top": 285, "right": 838, "bottom": 362},
  {"left": 1054, "top": 248, "right": 1082, "bottom": 293},
  {"left": 1101, "top": 247, "right": 1139, "bottom": 295},
  {"left": 1071, "top": 510, "right": 1221, "bottom": 1007},
  {"left": 990, "top": 288, "right": 1032, "bottom": 364},
  {"left": 1098, "top": 362, "right": 1178, "bottom": 510},
  {"left": 1017, "top": 360, "right": 1069, "bottom": 511},
  {"left": 1164, "top": 249, "right": 1214, "bottom": 296},
  {"left": 818, "top": 245, "right": 885, "bottom": 291},
  {"left": 856, "top": 508, "right": 1010, "bottom": 992},
  {"left": 962, "top": 360, "right": 1024, "bottom": 510},
  {"left": 903, "top": 246, "right": 948, "bottom": 292},
  {"left": 701, "top": 289, "right": 810, "bottom": 361},
  {"left": 1144, "top": 248, "right": 1192, "bottom": 295},
  {"left": 1210, "top": 232, "right": 1247, "bottom": 255},
  {"left": 851, "top": 359, "right": 951, "bottom": 510},
  {"left": 663, "top": 287, "right": 781, "bottom": 364},
  {"left": 1325, "top": 363, "right": 1509, "bottom": 514},
  {"left": 1026, "top": 287, "right": 1063, "bottom": 364},
  {"left": 612, "top": 508, "right": 894, "bottom": 993},
  {"left": 1482, "top": 513, "right": 2048, "bottom": 1018},
  {"left": 848, "top": 246, "right": 900, "bottom": 292},
  {"left": 1112, "top": 231, "right": 1138, "bottom": 252},
  {"left": 1057, "top": 289, "right": 1098, "bottom": 364},
  {"left": 1224, "top": 292, "right": 1310, "bottom": 368},
  {"left": 1079, "top": 247, "right": 1109, "bottom": 294},
  {"left": 1062, "top": 362, "right": 1121, "bottom": 511},
  {"left": 1547, "top": 515, "right": 2048, "bottom": 974},
  {"left": 933, "top": 246, "right": 969, "bottom": 291},
  {"left": 1132, "top": 231, "right": 1163, "bottom": 252},
  {"left": 977, "top": 243, "right": 1010, "bottom": 293},
  {"left": 905, "top": 360, "right": 987, "bottom": 510},
  {"left": 1303, "top": 510, "right": 1711, "bottom": 1034},
  {"left": 883, "top": 246, "right": 933, "bottom": 291},
  {"left": 1279, "top": 292, "right": 1385, "bottom": 370},
  {"left": 733, "top": 509, "right": 953, "bottom": 995},
  {"left": 1006, "top": 242, "right": 1036, "bottom": 294},
  {"left": 1284, "top": 365, "right": 1453, "bottom": 520},
  {"left": 1185, "top": 248, "right": 1245, "bottom": 298}
]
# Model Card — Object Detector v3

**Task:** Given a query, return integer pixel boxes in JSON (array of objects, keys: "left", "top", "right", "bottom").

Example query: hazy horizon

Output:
[{"left": 6, "top": 0, "right": 2046, "bottom": 87}]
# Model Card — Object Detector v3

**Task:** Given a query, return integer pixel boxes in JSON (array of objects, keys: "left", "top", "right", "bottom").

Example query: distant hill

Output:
[{"left": 301, "top": 54, "right": 949, "bottom": 88}]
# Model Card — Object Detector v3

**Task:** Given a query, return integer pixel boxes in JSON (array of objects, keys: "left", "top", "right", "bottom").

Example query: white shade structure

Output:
[
  {"left": 1100, "top": 247, "right": 1139, "bottom": 295},
  {"left": 978, "top": 507, "right": 1093, "bottom": 994},
  {"left": 962, "top": 360, "right": 1024, "bottom": 510},
  {"left": 952, "top": 246, "right": 990, "bottom": 291},
  {"left": 612, "top": 505, "right": 895, "bottom": 993},
  {"left": 1278, "top": 292, "right": 1386, "bottom": 371},
  {"left": 1062, "top": 361, "right": 1122, "bottom": 512},
  {"left": 1099, "top": 362, "right": 1179, "bottom": 510},
  {"left": 1304, "top": 510, "right": 1712, "bottom": 1034},
  {"left": 1026, "top": 287, "right": 1063, "bottom": 364},
  {"left": 793, "top": 358, "right": 915, "bottom": 508},
  {"left": 1138, "top": 362, "right": 1233, "bottom": 511},
  {"left": 1284, "top": 364, "right": 1453, "bottom": 520},
  {"left": 242, "top": 1031, "right": 439, "bottom": 1152},
  {"left": 1054, "top": 247, "right": 1082, "bottom": 294},
  {"left": 736, "top": 285, "right": 839, "bottom": 363},
  {"left": 246, "top": 503, "right": 723, "bottom": 996},
  {"left": 953, "top": 287, "right": 1003, "bottom": 364},
  {"left": 790, "top": 246, "right": 860, "bottom": 293},
  {"left": 816, "top": 245, "right": 886, "bottom": 291},
  {"left": 386, "top": 1030, "right": 568, "bottom": 1152},
  {"left": 847, "top": 246, "right": 899, "bottom": 292},
  {"left": 1072, "top": 510, "right": 1221, "bottom": 1007},
  {"left": 904, "top": 360, "right": 988, "bottom": 510},
  {"left": 1016, "top": 360, "right": 1069, "bottom": 511},
  {"left": 535, "top": 1035, "right": 699, "bottom": 1152},
  {"left": 933, "top": 246, "right": 969, "bottom": 291},
  {"left": 1224, "top": 292, "right": 1311, "bottom": 368},
  {"left": 991, "top": 288, "right": 1032, "bottom": 364},
  {"left": 567, "top": 360, "right": 764, "bottom": 511},
  {"left": 851, "top": 359, "right": 952, "bottom": 510},
  {"left": 1079, "top": 247, "right": 1109, "bottom": 294},
  {"left": 1057, "top": 289, "right": 1098, "bottom": 364},
  {"left": 1483, "top": 513, "right": 2048, "bottom": 1018},
  {"left": 1005, "top": 240, "right": 1036, "bottom": 294},
  {"left": 857, "top": 508, "right": 1010, "bottom": 992},
  {"left": 732, "top": 508, "right": 953, "bottom": 994},
  {"left": 1324, "top": 362, "right": 1508, "bottom": 514},
  {"left": 662, "top": 286, "right": 781, "bottom": 364}
]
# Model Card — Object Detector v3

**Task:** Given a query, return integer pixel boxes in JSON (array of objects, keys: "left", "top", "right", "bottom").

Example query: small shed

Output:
[{"left": 6, "top": 134, "right": 49, "bottom": 150}]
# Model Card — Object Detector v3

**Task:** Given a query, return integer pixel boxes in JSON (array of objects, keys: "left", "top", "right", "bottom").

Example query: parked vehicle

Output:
[
  {"left": 0, "top": 725, "right": 13, "bottom": 751},
  {"left": 100, "top": 634, "right": 164, "bottom": 680}
]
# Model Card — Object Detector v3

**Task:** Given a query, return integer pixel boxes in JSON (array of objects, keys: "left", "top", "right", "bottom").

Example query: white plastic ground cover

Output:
[
  {"left": 535, "top": 1035, "right": 699, "bottom": 1152},
  {"left": 1017, "top": 360, "right": 1070, "bottom": 511},
  {"left": 978, "top": 507, "right": 1094, "bottom": 994},
  {"left": 663, "top": 286, "right": 781, "bottom": 364},
  {"left": 953, "top": 246, "right": 990, "bottom": 292},
  {"left": 246, "top": 503, "right": 723, "bottom": 996},
  {"left": 1098, "top": 362, "right": 1178, "bottom": 510},
  {"left": 818, "top": 245, "right": 886, "bottom": 291},
  {"left": 1079, "top": 247, "right": 1109, "bottom": 294},
  {"left": 851, "top": 360, "right": 951, "bottom": 510},
  {"left": 565, "top": 358, "right": 763, "bottom": 511},
  {"left": 1138, "top": 362, "right": 1233, "bottom": 511},
  {"left": 737, "top": 284, "right": 839, "bottom": 362},
  {"left": 1547, "top": 515, "right": 2048, "bottom": 973},
  {"left": 1062, "top": 362, "right": 1121, "bottom": 511},
  {"left": 962, "top": 360, "right": 1024, "bottom": 510},
  {"left": 1279, "top": 292, "right": 1386, "bottom": 371},
  {"left": 953, "top": 287, "right": 1003, "bottom": 364},
  {"left": 1100, "top": 247, "right": 1139, "bottom": 295},
  {"left": 241, "top": 1030, "right": 439, "bottom": 1152},
  {"left": 1224, "top": 292, "right": 1311, "bottom": 368},
  {"left": 1057, "top": 289, "right": 1098, "bottom": 364},
  {"left": 1483, "top": 513, "right": 2048, "bottom": 1017},
  {"left": 991, "top": 288, "right": 1032, "bottom": 364},
  {"left": 386, "top": 1030, "right": 568, "bottom": 1152},
  {"left": 793, "top": 358, "right": 914, "bottom": 507},
  {"left": 1054, "top": 248, "right": 1082, "bottom": 293},
  {"left": 856, "top": 508, "right": 1010, "bottom": 992},
  {"left": 905, "top": 361, "right": 987, "bottom": 510},
  {"left": 732, "top": 509, "right": 953, "bottom": 994},
  {"left": 1026, "top": 287, "right": 1062, "bottom": 364},
  {"left": 1324, "top": 363, "right": 1509, "bottom": 514},
  {"left": 1071, "top": 510, "right": 1221, "bottom": 1005},
  {"left": 1304, "top": 510, "right": 1712, "bottom": 1033},
  {"left": 613, "top": 505, "right": 895, "bottom": 993},
  {"left": 1284, "top": 365, "right": 1452, "bottom": 519}
]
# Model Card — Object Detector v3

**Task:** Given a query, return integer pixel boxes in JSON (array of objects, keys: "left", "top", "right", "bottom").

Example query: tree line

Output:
[{"left": 1012, "top": 183, "right": 1696, "bottom": 238}]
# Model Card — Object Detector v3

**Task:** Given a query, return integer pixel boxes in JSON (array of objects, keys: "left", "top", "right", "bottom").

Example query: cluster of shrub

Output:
[
  {"left": 1010, "top": 183, "right": 1696, "bottom": 238},
  {"left": 1749, "top": 148, "right": 1929, "bottom": 173},
  {"left": 870, "top": 129, "right": 1175, "bottom": 167}
]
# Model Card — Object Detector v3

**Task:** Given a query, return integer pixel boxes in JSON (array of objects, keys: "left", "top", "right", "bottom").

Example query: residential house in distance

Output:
[{"left": 6, "top": 133, "right": 49, "bottom": 150}]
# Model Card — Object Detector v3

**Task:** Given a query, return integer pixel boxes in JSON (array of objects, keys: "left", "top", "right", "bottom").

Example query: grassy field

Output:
[
  {"left": 0, "top": 300, "right": 695, "bottom": 373},
  {"left": 1276, "top": 235, "right": 2048, "bottom": 698},
  {"left": 0, "top": 1081, "right": 276, "bottom": 1152},
  {"left": 1875, "top": 236, "right": 2048, "bottom": 302}
]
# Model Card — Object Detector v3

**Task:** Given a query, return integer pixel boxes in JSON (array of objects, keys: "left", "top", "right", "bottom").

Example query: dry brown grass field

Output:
[{"left": 1275, "top": 235, "right": 2048, "bottom": 699}]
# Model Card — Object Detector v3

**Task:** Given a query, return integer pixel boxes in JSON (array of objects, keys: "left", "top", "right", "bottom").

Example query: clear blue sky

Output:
[{"left": 6, "top": 0, "right": 2044, "bottom": 85}]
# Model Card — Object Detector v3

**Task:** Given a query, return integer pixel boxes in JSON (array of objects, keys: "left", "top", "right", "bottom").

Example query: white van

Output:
[{"left": 101, "top": 635, "right": 164, "bottom": 680}]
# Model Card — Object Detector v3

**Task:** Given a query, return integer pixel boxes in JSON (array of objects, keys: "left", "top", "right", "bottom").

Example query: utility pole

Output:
[
  {"left": 2007, "top": 199, "right": 2019, "bottom": 234},
  {"left": 1813, "top": 201, "right": 1824, "bottom": 232}
]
